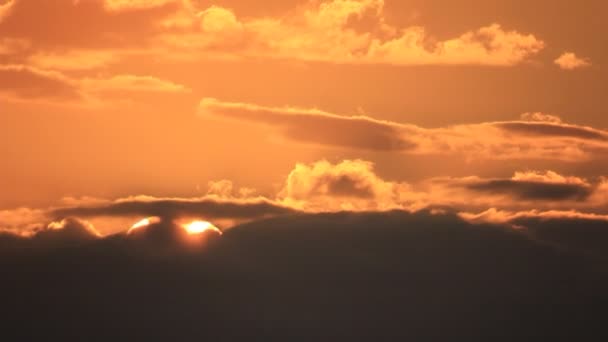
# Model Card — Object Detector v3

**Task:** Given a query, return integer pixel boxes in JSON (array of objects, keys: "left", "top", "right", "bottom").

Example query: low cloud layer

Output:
[
  {"left": 200, "top": 98, "right": 608, "bottom": 161},
  {"left": 4, "top": 159, "right": 608, "bottom": 239},
  {"left": 2, "top": 210, "right": 607, "bottom": 340}
]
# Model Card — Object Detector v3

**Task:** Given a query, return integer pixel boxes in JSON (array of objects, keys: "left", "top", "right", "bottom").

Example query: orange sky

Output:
[{"left": 1, "top": 0, "right": 607, "bottom": 235}]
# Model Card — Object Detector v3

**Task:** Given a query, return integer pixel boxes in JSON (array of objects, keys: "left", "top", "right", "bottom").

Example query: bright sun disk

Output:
[{"left": 182, "top": 220, "right": 222, "bottom": 235}]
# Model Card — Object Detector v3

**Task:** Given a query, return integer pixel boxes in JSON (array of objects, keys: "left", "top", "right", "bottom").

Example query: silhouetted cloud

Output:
[
  {"left": 2, "top": 210, "right": 607, "bottom": 340},
  {"left": 466, "top": 179, "right": 592, "bottom": 201},
  {"left": 52, "top": 195, "right": 296, "bottom": 222}
]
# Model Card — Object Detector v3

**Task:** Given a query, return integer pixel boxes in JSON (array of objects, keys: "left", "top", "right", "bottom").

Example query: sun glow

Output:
[
  {"left": 182, "top": 220, "right": 222, "bottom": 235},
  {"left": 128, "top": 216, "right": 161, "bottom": 234}
]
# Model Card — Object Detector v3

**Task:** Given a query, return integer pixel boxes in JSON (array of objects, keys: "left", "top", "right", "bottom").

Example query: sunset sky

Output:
[
  {"left": 1, "top": 0, "right": 607, "bottom": 235},
  {"left": 3, "top": 1, "right": 608, "bottom": 340}
]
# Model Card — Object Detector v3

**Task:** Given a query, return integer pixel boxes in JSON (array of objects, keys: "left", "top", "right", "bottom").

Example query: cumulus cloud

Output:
[
  {"left": 0, "top": 0, "right": 545, "bottom": 67},
  {"left": 278, "top": 159, "right": 417, "bottom": 211},
  {"left": 160, "top": 0, "right": 544, "bottom": 66},
  {"left": 554, "top": 52, "right": 591, "bottom": 70},
  {"left": 199, "top": 98, "right": 608, "bottom": 161}
]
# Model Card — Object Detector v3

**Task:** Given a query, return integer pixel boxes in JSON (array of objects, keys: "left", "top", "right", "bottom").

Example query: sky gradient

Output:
[{"left": 1, "top": 0, "right": 607, "bottom": 236}]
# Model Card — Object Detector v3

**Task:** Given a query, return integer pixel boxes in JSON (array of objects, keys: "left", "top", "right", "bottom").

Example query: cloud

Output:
[
  {"left": 555, "top": 52, "right": 591, "bottom": 70},
  {"left": 102, "top": 0, "right": 180, "bottom": 12},
  {"left": 0, "top": 0, "right": 545, "bottom": 67},
  {"left": 161, "top": 1, "right": 545, "bottom": 66},
  {"left": 0, "top": 207, "right": 47, "bottom": 235},
  {"left": 0, "top": 216, "right": 100, "bottom": 255},
  {"left": 425, "top": 170, "right": 608, "bottom": 214},
  {"left": 0, "top": 64, "right": 82, "bottom": 99},
  {"left": 0, "top": 63, "right": 188, "bottom": 102},
  {"left": 465, "top": 171, "right": 593, "bottom": 201},
  {"left": 459, "top": 208, "right": 608, "bottom": 260},
  {"left": 199, "top": 97, "right": 416, "bottom": 152},
  {"left": 2, "top": 210, "right": 607, "bottom": 340},
  {"left": 51, "top": 195, "right": 296, "bottom": 223},
  {"left": 81, "top": 74, "right": 190, "bottom": 93},
  {"left": 199, "top": 98, "right": 608, "bottom": 161},
  {"left": 0, "top": 0, "right": 179, "bottom": 49},
  {"left": 278, "top": 159, "right": 416, "bottom": 211}
]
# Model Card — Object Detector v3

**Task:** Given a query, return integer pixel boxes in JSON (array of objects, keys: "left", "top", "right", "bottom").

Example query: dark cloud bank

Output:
[{"left": 2, "top": 211, "right": 608, "bottom": 341}]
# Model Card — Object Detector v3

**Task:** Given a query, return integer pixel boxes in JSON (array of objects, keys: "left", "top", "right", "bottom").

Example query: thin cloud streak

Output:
[{"left": 199, "top": 98, "right": 608, "bottom": 161}]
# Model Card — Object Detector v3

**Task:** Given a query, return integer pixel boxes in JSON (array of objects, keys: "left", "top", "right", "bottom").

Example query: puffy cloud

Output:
[
  {"left": 207, "top": 180, "right": 235, "bottom": 198},
  {"left": 365, "top": 23, "right": 544, "bottom": 66},
  {"left": 520, "top": 112, "right": 563, "bottom": 124},
  {"left": 0, "top": 207, "right": 47, "bottom": 235},
  {"left": 279, "top": 159, "right": 416, "bottom": 211},
  {"left": 159, "top": 1, "right": 544, "bottom": 66},
  {"left": 199, "top": 98, "right": 608, "bottom": 161},
  {"left": 0, "top": 0, "right": 545, "bottom": 67},
  {"left": 554, "top": 52, "right": 591, "bottom": 70}
]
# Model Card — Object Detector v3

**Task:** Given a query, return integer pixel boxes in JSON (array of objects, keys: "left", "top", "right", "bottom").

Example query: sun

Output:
[
  {"left": 182, "top": 220, "right": 222, "bottom": 235},
  {"left": 128, "top": 217, "right": 161, "bottom": 234}
]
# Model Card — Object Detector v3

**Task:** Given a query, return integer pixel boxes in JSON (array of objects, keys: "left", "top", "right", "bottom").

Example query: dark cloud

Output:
[
  {"left": 199, "top": 98, "right": 608, "bottom": 161},
  {"left": 512, "top": 216, "right": 608, "bottom": 259},
  {"left": 466, "top": 179, "right": 593, "bottom": 201},
  {"left": 2, "top": 210, "right": 607, "bottom": 340},
  {"left": 52, "top": 196, "right": 296, "bottom": 221},
  {"left": 0, "top": 217, "right": 99, "bottom": 255},
  {"left": 199, "top": 98, "right": 416, "bottom": 152}
]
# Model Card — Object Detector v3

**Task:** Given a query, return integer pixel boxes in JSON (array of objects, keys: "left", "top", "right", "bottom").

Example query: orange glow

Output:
[
  {"left": 128, "top": 216, "right": 161, "bottom": 234},
  {"left": 182, "top": 220, "right": 222, "bottom": 235}
]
